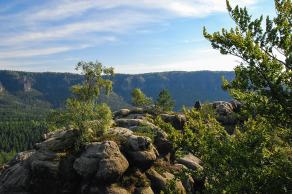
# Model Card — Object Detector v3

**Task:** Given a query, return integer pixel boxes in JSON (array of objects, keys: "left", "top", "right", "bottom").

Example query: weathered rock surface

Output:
[
  {"left": 177, "top": 153, "right": 203, "bottom": 171},
  {"left": 135, "top": 186, "right": 155, "bottom": 194},
  {"left": 35, "top": 128, "right": 78, "bottom": 151},
  {"left": 146, "top": 168, "right": 186, "bottom": 194},
  {"left": 126, "top": 135, "right": 158, "bottom": 168},
  {"left": 160, "top": 113, "right": 186, "bottom": 130},
  {"left": 74, "top": 141, "right": 129, "bottom": 182},
  {"left": 0, "top": 162, "right": 30, "bottom": 193},
  {"left": 211, "top": 100, "right": 243, "bottom": 125},
  {"left": 154, "top": 130, "right": 172, "bottom": 155}
]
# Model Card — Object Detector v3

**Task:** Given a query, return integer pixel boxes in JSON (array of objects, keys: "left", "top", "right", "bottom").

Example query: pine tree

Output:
[{"left": 155, "top": 89, "right": 175, "bottom": 112}]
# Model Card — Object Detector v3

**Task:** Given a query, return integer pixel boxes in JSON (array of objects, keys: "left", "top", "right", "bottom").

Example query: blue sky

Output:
[{"left": 0, "top": 0, "right": 275, "bottom": 74}]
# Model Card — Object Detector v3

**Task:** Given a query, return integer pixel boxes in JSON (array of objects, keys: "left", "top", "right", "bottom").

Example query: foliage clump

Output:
[
  {"left": 155, "top": 89, "right": 175, "bottom": 112},
  {"left": 48, "top": 61, "right": 114, "bottom": 148},
  {"left": 165, "top": 107, "right": 291, "bottom": 193},
  {"left": 204, "top": 0, "right": 292, "bottom": 127},
  {"left": 131, "top": 88, "right": 152, "bottom": 107}
]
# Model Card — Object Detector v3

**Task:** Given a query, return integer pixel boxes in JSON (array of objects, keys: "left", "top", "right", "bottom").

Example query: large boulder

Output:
[
  {"left": 28, "top": 150, "right": 65, "bottom": 194},
  {"left": 125, "top": 135, "right": 158, "bottom": 168},
  {"left": 35, "top": 129, "right": 79, "bottom": 152},
  {"left": 73, "top": 141, "right": 129, "bottom": 182},
  {"left": 177, "top": 153, "right": 203, "bottom": 171},
  {"left": 173, "top": 164, "right": 195, "bottom": 193},
  {"left": 160, "top": 114, "right": 186, "bottom": 130},
  {"left": 114, "top": 109, "right": 131, "bottom": 118},
  {"left": 212, "top": 101, "right": 243, "bottom": 125},
  {"left": 230, "top": 100, "right": 242, "bottom": 112},
  {"left": 107, "top": 127, "right": 133, "bottom": 138},
  {"left": 115, "top": 119, "right": 158, "bottom": 130},
  {"left": 146, "top": 168, "right": 186, "bottom": 194},
  {"left": 0, "top": 162, "right": 30, "bottom": 193},
  {"left": 135, "top": 186, "right": 154, "bottom": 194},
  {"left": 212, "top": 101, "right": 234, "bottom": 116},
  {"left": 105, "top": 184, "right": 130, "bottom": 194},
  {"left": 154, "top": 130, "right": 173, "bottom": 156},
  {"left": 127, "top": 135, "right": 152, "bottom": 151}
]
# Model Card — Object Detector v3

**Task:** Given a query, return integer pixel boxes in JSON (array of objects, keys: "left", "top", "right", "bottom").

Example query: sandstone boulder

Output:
[
  {"left": 35, "top": 128, "right": 78, "bottom": 151},
  {"left": 126, "top": 135, "right": 158, "bottom": 168},
  {"left": 154, "top": 130, "right": 172, "bottom": 155},
  {"left": 116, "top": 119, "right": 158, "bottom": 130},
  {"left": 108, "top": 127, "right": 133, "bottom": 138},
  {"left": 146, "top": 168, "right": 186, "bottom": 194},
  {"left": 135, "top": 186, "right": 154, "bottom": 194},
  {"left": 177, "top": 153, "right": 203, "bottom": 171},
  {"left": 114, "top": 109, "right": 131, "bottom": 118},
  {"left": 105, "top": 184, "right": 130, "bottom": 194},
  {"left": 160, "top": 113, "right": 186, "bottom": 130},
  {"left": 0, "top": 162, "right": 30, "bottom": 194},
  {"left": 74, "top": 141, "right": 129, "bottom": 182},
  {"left": 212, "top": 101, "right": 234, "bottom": 115}
]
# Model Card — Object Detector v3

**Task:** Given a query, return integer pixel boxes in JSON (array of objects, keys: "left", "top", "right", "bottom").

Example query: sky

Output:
[{"left": 0, "top": 0, "right": 275, "bottom": 74}]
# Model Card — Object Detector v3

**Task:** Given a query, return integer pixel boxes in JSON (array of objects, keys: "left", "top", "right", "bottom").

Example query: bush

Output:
[{"left": 168, "top": 108, "right": 292, "bottom": 193}]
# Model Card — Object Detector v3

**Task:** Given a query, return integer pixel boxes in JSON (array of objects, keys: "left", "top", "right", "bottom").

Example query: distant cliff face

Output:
[
  {"left": 22, "top": 76, "right": 32, "bottom": 92},
  {"left": 0, "top": 70, "right": 234, "bottom": 110},
  {"left": 0, "top": 82, "right": 4, "bottom": 93}
]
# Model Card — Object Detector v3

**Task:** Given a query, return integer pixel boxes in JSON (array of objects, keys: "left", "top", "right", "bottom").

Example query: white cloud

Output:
[
  {"left": 114, "top": 49, "right": 241, "bottom": 74},
  {"left": 25, "top": 0, "right": 257, "bottom": 22},
  {"left": 0, "top": 36, "right": 116, "bottom": 59}
]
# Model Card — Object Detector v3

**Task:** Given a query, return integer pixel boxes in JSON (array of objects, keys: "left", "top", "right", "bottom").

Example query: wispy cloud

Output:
[{"left": 0, "top": 0, "right": 259, "bottom": 72}]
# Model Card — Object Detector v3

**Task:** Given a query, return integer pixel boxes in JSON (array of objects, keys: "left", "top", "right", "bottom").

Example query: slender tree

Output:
[{"left": 48, "top": 61, "right": 114, "bottom": 147}]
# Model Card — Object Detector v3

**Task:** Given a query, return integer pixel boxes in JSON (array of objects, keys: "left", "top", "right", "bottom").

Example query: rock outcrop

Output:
[
  {"left": 0, "top": 107, "right": 203, "bottom": 194},
  {"left": 212, "top": 100, "right": 242, "bottom": 125}
]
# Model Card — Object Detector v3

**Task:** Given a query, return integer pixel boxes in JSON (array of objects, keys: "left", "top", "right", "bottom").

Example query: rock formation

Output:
[
  {"left": 0, "top": 107, "right": 204, "bottom": 194},
  {"left": 0, "top": 101, "right": 240, "bottom": 194}
]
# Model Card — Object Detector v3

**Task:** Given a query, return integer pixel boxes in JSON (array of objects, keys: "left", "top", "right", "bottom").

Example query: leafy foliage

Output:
[
  {"left": 203, "top": 0, "right": 292, "bottom": 127},
  {"left": 166, "top": 107, "right": 292, "bottom": 193},
  {"left": 155, "top": 89, "right": 175, "bottom": 112},
  {"left": 131, "top": 88, "right": 153, "bottom": 107}
]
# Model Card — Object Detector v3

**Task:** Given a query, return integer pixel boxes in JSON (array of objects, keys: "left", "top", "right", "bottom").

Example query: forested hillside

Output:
[
  {"left": 0, "top": 70, "right": 233, "bottom": 164},
  {"left": 0, "top": 70, "right": 234, "bottom": 109}
]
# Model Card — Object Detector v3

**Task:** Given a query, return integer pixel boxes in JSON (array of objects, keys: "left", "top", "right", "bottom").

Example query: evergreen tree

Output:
[
  {"left": 131, "top": 88, "right": 152, "bottom": 107},
  {"left": 155, "top": 89, "right": 175, "bottom": 111}
]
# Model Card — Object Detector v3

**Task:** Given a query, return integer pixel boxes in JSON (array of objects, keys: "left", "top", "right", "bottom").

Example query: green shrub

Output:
[{"left": 169, "top": 108, "right": 292, "bottom": 193}]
